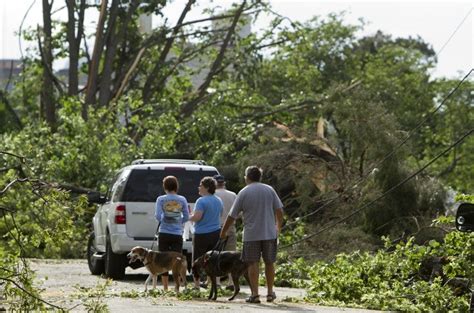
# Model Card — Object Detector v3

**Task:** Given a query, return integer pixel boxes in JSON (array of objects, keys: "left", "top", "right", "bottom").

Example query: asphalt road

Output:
[{"left": 29, "top": 259, "right": 383, "bottom": 312}]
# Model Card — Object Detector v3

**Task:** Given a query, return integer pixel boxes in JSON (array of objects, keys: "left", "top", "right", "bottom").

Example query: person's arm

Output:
[
  {"left": 189, "top": 198, "right": 203, "bottom": 222},
  {"left": 189, "top": 210, "right": 203, "bottom": 222},
  {"left": 275, "top": 208, "right": 283, "bottom": 235},
  {"left": 182, "top": 198, "right": 190, "bottom": 223},
  {"left": 272, "top": 188, "right": 284, "bottom": 235},
  {"left": 155, "top": 198, "right": 163, "bottom": 222},
  {"left": 220, "top": 216, "right": 236, "bottom": 239}
]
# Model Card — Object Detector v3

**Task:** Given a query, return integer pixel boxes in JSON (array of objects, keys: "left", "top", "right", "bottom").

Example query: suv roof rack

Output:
[{"left": 131, "top": 159, "right": 207, "bottom": 165}]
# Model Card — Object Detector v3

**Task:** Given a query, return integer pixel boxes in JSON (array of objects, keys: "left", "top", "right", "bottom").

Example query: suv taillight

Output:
[{"left": 115, "top": 205, "right": 126, "bottom": 224}]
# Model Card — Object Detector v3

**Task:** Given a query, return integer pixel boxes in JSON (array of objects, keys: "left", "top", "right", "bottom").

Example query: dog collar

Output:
[{"left": 143, "top": 249, "right": 150, "bottom": 266}]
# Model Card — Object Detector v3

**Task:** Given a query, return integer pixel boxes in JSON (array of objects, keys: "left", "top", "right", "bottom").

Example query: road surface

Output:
[{"left": 29, "top": 259, "right": 383, "bottom": 312}]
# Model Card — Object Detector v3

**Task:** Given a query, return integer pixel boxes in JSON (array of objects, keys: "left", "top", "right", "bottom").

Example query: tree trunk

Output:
[
  {"left": 41, "top": 0, "right": 56, "bottom": 130},
  {"left": 0, "top": 90, "right": 22, "bottom": 129},
  {"left": 142, "top": 0, "right": 196, "bottom": 103},
  {"left": 180, "top": 0, "right": 247, "bottom": 118},
  {"left": 98, "top": 0, "right": 140, "bottom": 108},
  {"left": 112, "top": 47, "right": 146, "bottom": 102},
  {"left": 66, "top": 0, "right": 85, "bottom": 96},
  {"left": 84, "top": 0, "right": 108, "bottom": 111},
  {"left": 97, "top": 0, "right": 120, "bottom": 108}
]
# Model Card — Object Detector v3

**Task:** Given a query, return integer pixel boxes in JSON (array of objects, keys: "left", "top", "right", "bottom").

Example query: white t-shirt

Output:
[{"left": 215, "top": 188, "right": 237, "bottom": 234}]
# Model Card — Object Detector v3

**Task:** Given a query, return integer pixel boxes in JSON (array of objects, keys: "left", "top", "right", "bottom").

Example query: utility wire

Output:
[
  {"left": 282, "top": 8, "right": 474, "bottom": 228},
  {"left": 18, "top": 0, "right": 37, "bottom": 61},
  {"left": 359, "top": 69, "right": 472, "bottom": 174},
  {"left": 281, "top": 127, "right": 473, "bottom": 250},
  {"left": 435, "top": 8, "right": 473, "bottom": 58},
  {"left": 282, "top": 68, "right": 473, "bottom": 230}
]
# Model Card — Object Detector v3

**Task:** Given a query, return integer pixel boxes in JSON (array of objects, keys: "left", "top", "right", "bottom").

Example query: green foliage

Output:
[
  {"left": 415, "top": 80, "right": 474, "bottom": 192},
  {"left": 0, "top": 102, "right": 141, "bottom": 260},
  {"left": 0, "top": 186, "right": 90, "bottom": 258},
  {"left": 176, "top": 288, "right": 211, "bottom": 301},
  {"left": 281, "top": 227, "right": 474, "bottom": 311},
  {"left": 274, "top": 257, "right": 311, "bottom": 288},
  {"left": 0, "top": 96, "right": 21, "bottom": 133},
  {"left": 2, "top": 100, "right": 137, "bottom": 191},
  {"left": 2, "top": 3, "right": 473, "bottom": 310},
  {"left": 455, "top": 193, "right": 474, "bottom": 203},
  {"left": 276, "top": 204, "right": 474, "bottom": 310},
  {"left": 0, "top": 256, "right": 45, "bottom": 311},
  {"left": 117, "top": 286, "right": 228, "bottom": 301},
  {"left": 74, "top": 279, "right": 112, "bottom": 312}
]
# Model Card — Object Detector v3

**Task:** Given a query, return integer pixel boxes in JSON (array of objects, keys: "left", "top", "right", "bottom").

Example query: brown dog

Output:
[
  {"left": 192, "top": 250, "right": 249, "bottom": 301},
  {"left": 127, "top": 246, "right": 187, "bottom": 293}
]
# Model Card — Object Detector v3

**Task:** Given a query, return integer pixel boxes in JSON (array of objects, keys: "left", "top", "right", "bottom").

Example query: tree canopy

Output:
[{"left": 0, "top": 1, "right": 473, "bottom": 310}]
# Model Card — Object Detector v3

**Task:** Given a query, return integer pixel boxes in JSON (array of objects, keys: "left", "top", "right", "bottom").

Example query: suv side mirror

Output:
[
  {"left": 455, "top": 203, "right": 474, "bottom": 232},
  {"left": 87, "top": 191, "right": 107, "bottom": 205}
]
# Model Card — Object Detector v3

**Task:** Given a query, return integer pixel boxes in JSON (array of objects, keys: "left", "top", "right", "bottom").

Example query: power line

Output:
[
  {"left": 281, "top": 127, "right": 473, "bottom": 250},
  {"left": 282, "top": 8, "right": 474, "bottom": 227},
  {"left": 435, "top": 8, "right": 473, "bottom": 58},
  {"left": 282, "top": 68, "right": 473, "bottom": 230},
  {"left": 18, "top": 0, "right": 37, "bottom": 61}
]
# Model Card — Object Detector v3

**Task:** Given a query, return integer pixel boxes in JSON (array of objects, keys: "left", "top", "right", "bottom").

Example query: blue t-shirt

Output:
[
  {"left": 155, "top": 194, "right": 189, "bottom": 236},
  {"left": 194, "top": 195, "right": 223, "bottom": 234}
]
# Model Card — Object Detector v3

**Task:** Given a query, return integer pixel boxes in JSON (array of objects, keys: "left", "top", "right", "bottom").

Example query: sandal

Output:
[
  {"left": 245, "top": 295, "right": 261, "bottom": 303},
  {"left": 266, "top": 291, "right": 276, "bottom": 302}
]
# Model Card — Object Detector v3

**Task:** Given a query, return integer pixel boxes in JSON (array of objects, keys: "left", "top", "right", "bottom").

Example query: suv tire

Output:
[
  {"left": 104, "top": 233, "right": 126, "bottom": 279},
  {"left": 87, "top": 231, "right": 104, "bottom": 275}
]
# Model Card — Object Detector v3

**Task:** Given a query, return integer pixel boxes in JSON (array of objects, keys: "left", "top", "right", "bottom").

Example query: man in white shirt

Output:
[
  {"left": 214, "top": 174, "right": 237, "bottom": 290},
  {"left": 214, "top": 175, "right": 237, "bottom": 250}
]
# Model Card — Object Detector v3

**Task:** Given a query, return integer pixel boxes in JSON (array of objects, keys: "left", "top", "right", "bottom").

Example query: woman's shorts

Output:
[{"left": 158, "top": 233, "right": 183, "bottom": 276}]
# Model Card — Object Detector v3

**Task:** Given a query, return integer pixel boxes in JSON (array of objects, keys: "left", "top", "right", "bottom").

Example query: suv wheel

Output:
[
  {"left": 87, "top": 231, "right": 104, "bottom": 275},
  {"left": 104, "top": 233, "right": 126, "bottom": 279}
]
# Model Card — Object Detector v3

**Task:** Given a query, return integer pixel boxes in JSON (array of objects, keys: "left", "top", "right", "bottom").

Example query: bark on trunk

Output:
[
  {"left": 180, "top": 0, "right": 247, "bottom": 118},
  {"left": 142, "top": 0, "right": 196, "bottom": 103},
  {"left": 84, "top": 0, "right": 108, "bottom": 111},
  {"left": 97, "top": 0, "right": 120, "bottom": 108},
  {"left": 0, "top": 90, "right": 22, "bottom": 129},
  {"left": 66, "top": 0, "right": 85, "bottom": 96},
  {"left": 41, "top": 0, "right": 56, "bottom": 130},
  {"left": 98, "top": 0, "right": 140, "bottom": 107}
]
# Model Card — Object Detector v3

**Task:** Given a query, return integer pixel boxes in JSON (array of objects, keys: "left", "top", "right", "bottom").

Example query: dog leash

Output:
[
  {"left": 209, "top": 237, "right": 228, "bottom": 273},
  {"left": 150, "top": 221, "right": 161, "bottom": 251},
  {"left": 211, "top": 237, "right": 227, "bottom": 252}
]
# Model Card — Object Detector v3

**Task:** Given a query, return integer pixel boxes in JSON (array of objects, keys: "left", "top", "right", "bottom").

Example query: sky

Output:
[{"left": 0, "top": 0, "right": 472, "bottom": 79}]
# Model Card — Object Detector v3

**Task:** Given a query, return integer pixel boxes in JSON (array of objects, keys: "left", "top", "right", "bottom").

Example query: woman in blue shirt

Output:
[
  {"left": 155, "top": 175, "right": 189, "bottom": 291},
  {"left": 189, "top": 176, "right": 223, "bottom": 288}
]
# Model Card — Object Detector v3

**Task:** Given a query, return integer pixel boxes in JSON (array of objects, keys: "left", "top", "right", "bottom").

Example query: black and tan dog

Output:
[
  {"left": 192, "top": 251, "right": 249, "bottom": 301},
  {"left": 127, "top": 246, "right": 187, "bottom": 293}
]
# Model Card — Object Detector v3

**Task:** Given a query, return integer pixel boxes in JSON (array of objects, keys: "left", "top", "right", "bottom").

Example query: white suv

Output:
[{"left": 87, "top": 159, "right": 219, "bottom": 279}]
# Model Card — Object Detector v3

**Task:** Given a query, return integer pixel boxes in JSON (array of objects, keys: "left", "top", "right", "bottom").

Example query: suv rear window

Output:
[{"left": 121, "top": 168, "right": 219, "bottom": 203}]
